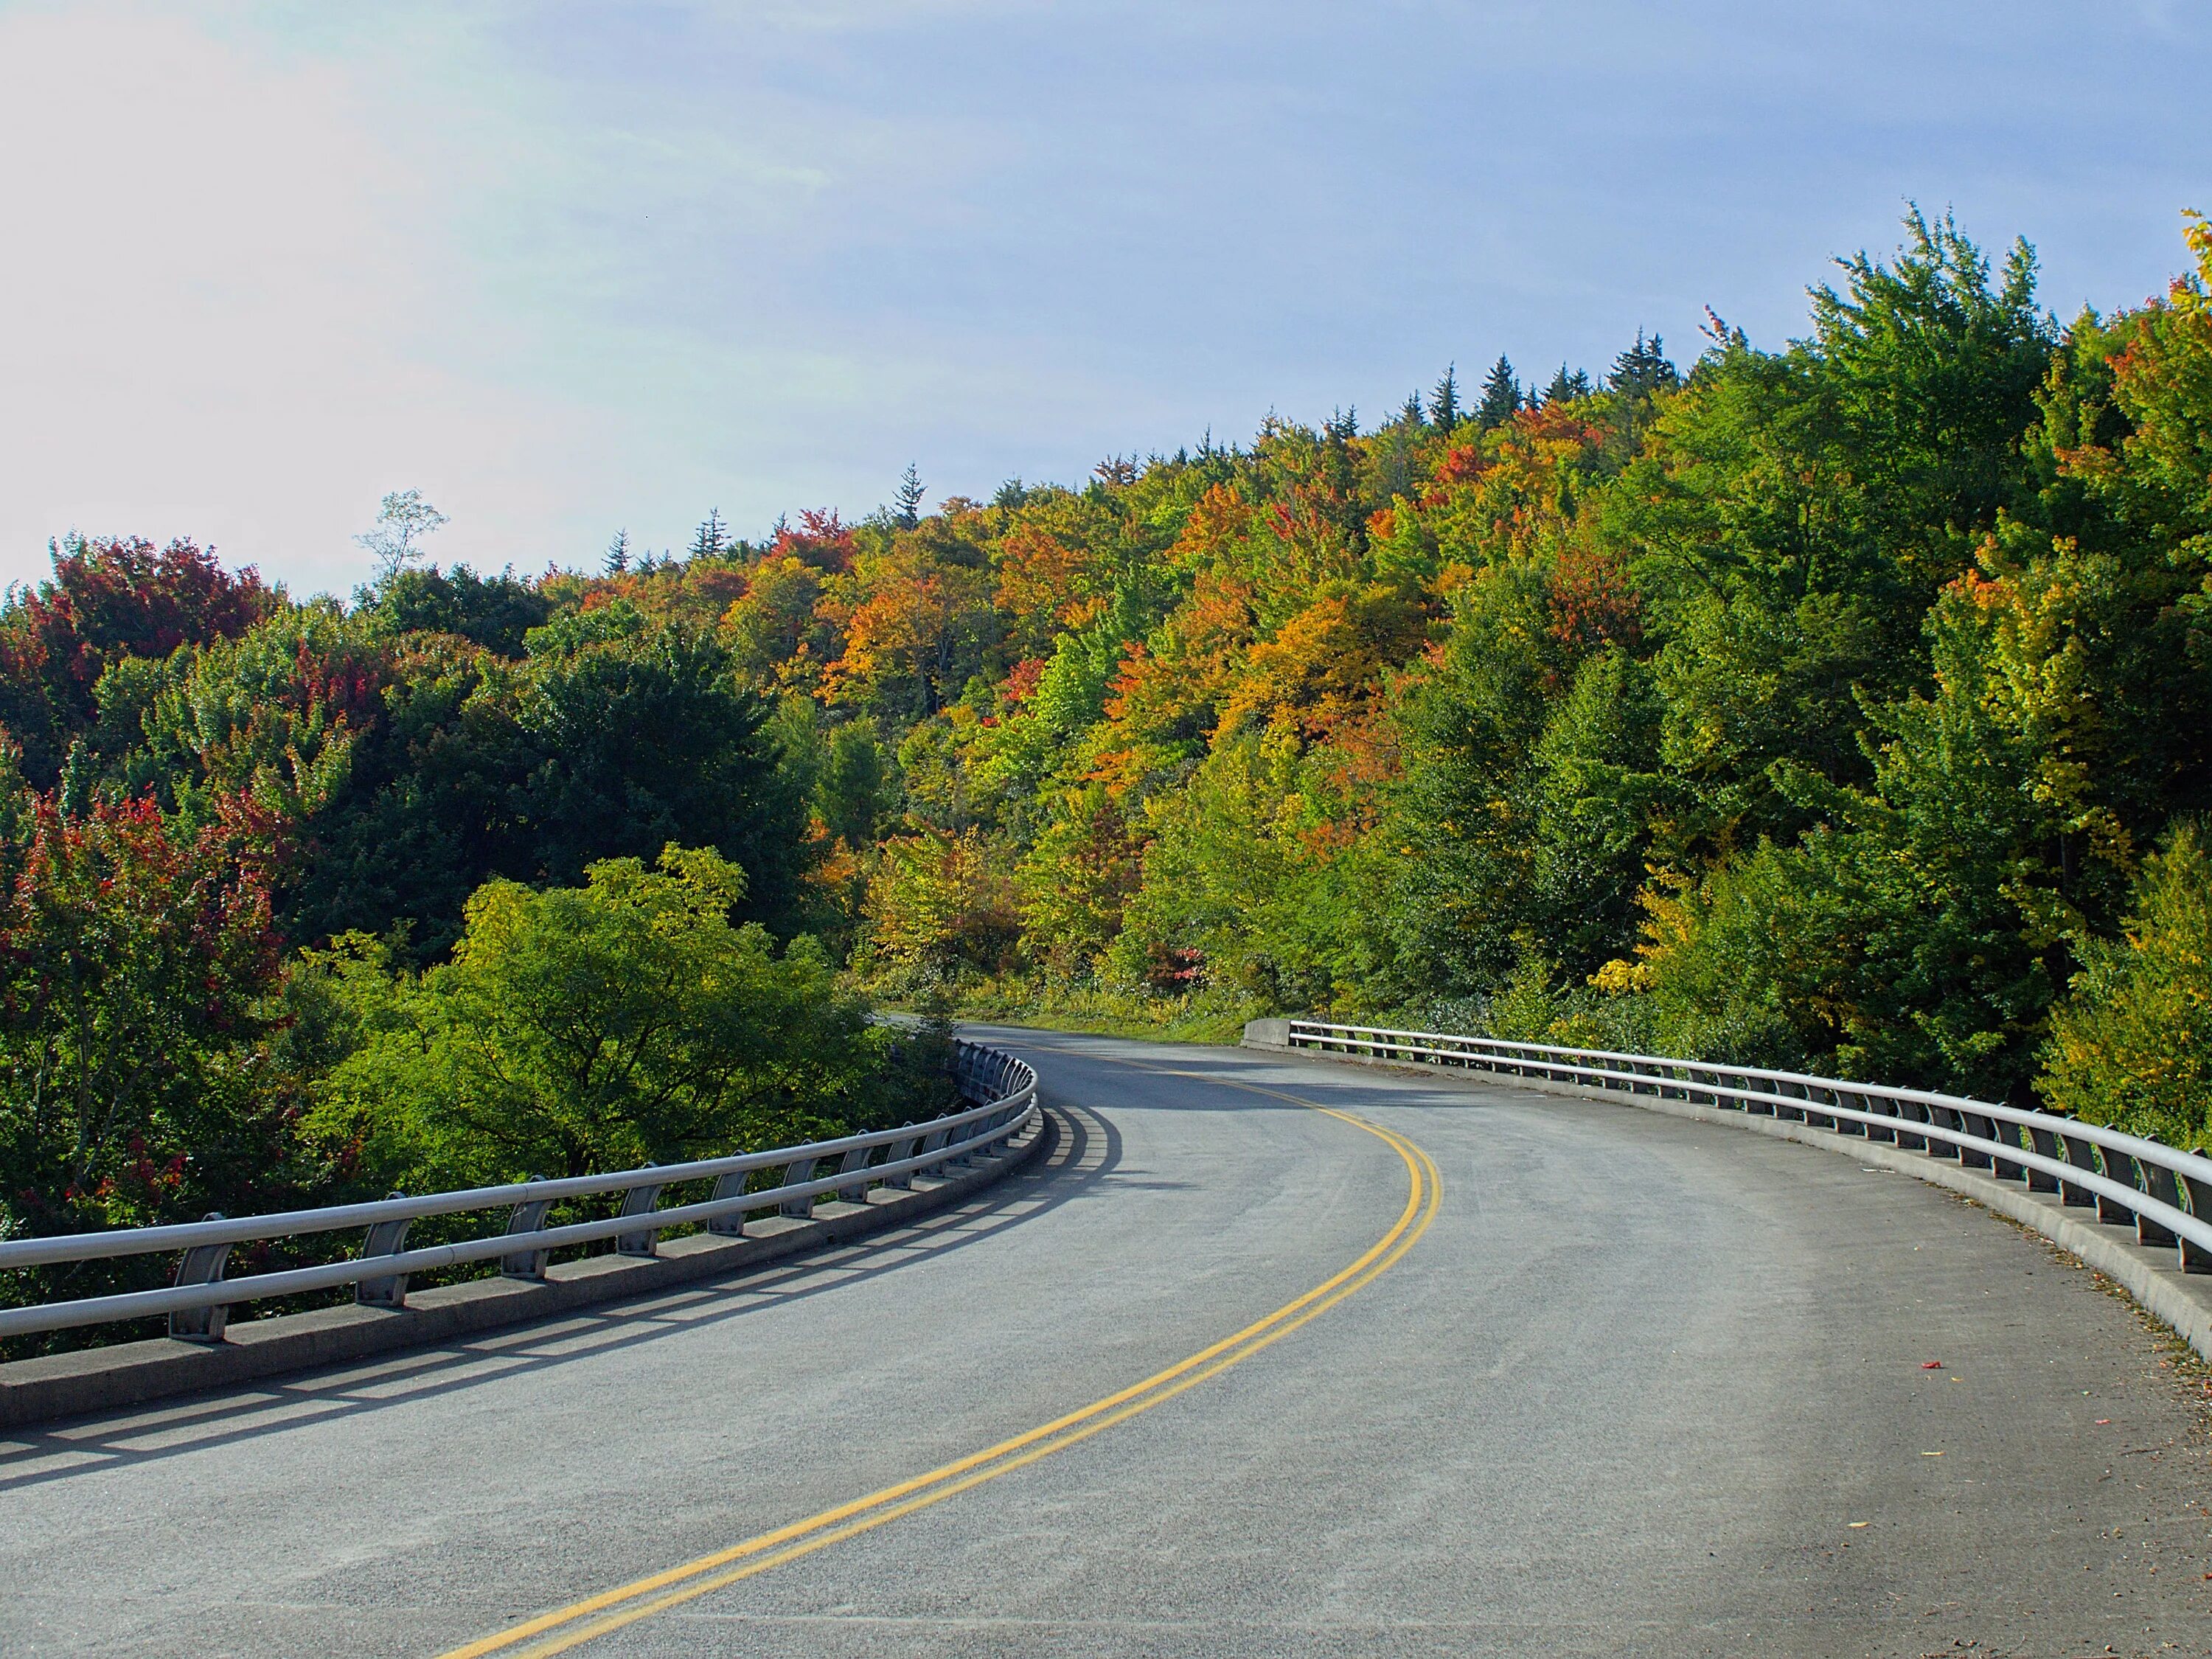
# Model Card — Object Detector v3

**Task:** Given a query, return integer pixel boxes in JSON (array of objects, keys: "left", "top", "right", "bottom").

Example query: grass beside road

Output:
[{"left": 879, "top": 981, "right": 1259, "bottom": 1046}]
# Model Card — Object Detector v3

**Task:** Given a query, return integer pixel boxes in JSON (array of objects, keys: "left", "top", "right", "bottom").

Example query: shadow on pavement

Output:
[{"left": 0, "top": 1105, "right": 1119, "bottom": 1492}]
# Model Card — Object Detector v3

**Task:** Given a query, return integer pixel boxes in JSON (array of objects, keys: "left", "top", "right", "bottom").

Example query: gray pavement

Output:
[{"left": 2, "top": 1029, "right": 2208, "bottom": 1658}]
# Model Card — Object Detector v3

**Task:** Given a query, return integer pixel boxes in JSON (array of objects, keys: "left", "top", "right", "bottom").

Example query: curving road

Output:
[{"left": 3, "top": 1029, "right": 2208, "bottom": 1658}]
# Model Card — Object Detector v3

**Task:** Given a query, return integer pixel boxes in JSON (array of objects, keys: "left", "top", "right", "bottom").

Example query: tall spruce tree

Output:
[
  {"left": 602, "top": 529, "right": 631, "bottom": 577},
  {"left": 1428, "top": 364, "right": 1461, "bottom": 430},
  {"left": 1607, "top": 330, "right": 1679, "bottom": 401},
  {"left": 1476, "top": 355, "right": 1521, "bottom": 428},
  {"left": 894, "top": 464, "right": 925, "bottom": 530},
  {"left": 1543, "top": 364, "right": 1593, "bottom": 406},
  {"left": 688, "top": 509, "right": 728, "bottom": 561}
]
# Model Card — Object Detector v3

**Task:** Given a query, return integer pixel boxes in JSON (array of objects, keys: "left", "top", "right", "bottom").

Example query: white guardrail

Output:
[
  {"left": 1285, "top": 1021, "right": 2212, "bottom": 1274},
  {"left": 0, "top": 1039, "right": 1038, "bottom": 1342}
]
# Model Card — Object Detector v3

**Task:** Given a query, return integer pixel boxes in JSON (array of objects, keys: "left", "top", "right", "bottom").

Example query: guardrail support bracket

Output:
[
  {"left": 356, "top": 1194, "right": 413, "bottom": 1307},
  {"left": 779, "top": 1158, "right": 816, "bottom": 1219},
  {"left": 2183, "top": 1160, "right": 2212, "bottom": 1274},
  {"left": 501, "top": 1179, "right": 554, "bottom": 1280},
  {"left": 167, "top": 1213, "right": 233, "bottom": 1343},
  {"left": 706, "top": 1172, "right": 749, "bottom": 1237},
  {"left": 614, "top": 1168, "right": 667, "bottom": 1256},
  {"left": 834, "top": 1144, "right": 874, "bottom": 1203}
]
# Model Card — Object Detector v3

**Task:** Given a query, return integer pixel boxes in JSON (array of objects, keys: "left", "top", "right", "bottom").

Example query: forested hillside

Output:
[{"left": 4, "top": 211, "right": 2209, "bottom": 1300}]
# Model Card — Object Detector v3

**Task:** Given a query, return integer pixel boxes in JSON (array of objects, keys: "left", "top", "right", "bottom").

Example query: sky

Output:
[{"left": 0, "top": 1, "right": 2205, "bottom": 596}]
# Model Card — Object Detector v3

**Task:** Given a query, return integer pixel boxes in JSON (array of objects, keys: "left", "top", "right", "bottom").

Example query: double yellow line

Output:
[{"left": 442, "top": 1083, "right": 1441, "bottom": 1659}]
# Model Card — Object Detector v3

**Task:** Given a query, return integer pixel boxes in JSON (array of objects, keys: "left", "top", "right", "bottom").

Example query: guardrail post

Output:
[
  {"left": 937, "top": 1127, "right": 970, "bottom": 1172},
  {"left": 1956, "top": 1112, "right": 1995, "bottom": 1171},
  {"left": 779, "top": 1158, "right": 817, "bottom": 1219},
  {"left": 880, "top": 1127, "right": 919, "bottom": 1190},
  {"left": 1895, "top": 1099, "right": 1928, "bottom": 1150},
  {"left": 1798, "top": 1084, "right": 1831, "bottom": 1130},
  {"left": 501, "top": 1178, "right": 554, "bottom": 1279},
  {"left": 916, "top": 1126, "right": 949, "bottom": 1170},
  {"left": 835, "top": 1144, "right": 874, "bottom": 1202},
  {"left": 2136, "top": 1145, "right": 2182, "bottom": 1248},
  {"left": 2094, "top": 1151, "right": 2140, "bottom": 1227},
  {"left": 355, "top": 1193, "right": 412, "bottom": 1307},
  {"left": 167, "top": 1212, "right": 233, "bottom": 1342},
  {"left": 1864, "top": 1095, "right": 1898, "bottom": 1144},
  {"left": 1983, "top": 1119, "right": 2024, "bottom": 1181},
  {"left": 2056, "top": 1125, "right": 2100, "bottom": 1207},
  {"left": 2023, "top": 1124, "right": 2062, "bottom": 1192},
  {"left": 1924, "top": 1104, "right": 1964, "bottom": 1159},
  {"left": 2181, "top": 1155, "right": 2212, "bottom": 1274},
  {"left": 706, "top": 1172, "right": 750, "bottom": 1237},
  {"left": 1828, "top": 1088, "right": 1862, "bottom": 1135},
  {"left": 614, "top": 1166, "right": 667, "bottom": 1257}
]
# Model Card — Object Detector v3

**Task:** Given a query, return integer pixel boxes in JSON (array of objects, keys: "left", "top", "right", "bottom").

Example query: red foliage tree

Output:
[{"left": 0, "top": 538, "right": 274, "bottom": 784}]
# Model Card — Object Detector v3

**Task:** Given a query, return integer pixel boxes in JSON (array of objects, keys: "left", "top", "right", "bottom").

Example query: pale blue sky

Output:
[{"left": 1, "top": 1, "right": 2204, "bottom": 592}]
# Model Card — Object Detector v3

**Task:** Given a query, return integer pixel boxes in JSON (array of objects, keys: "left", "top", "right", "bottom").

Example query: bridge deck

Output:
[{"left": 4, "top": 1029, "right": 2206, "bottom": 1657}]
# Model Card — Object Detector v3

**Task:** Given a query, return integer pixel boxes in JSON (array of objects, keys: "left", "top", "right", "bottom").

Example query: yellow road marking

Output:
[{"left": 439, "top": 1053, "right": 1441, "bottom": 1659}]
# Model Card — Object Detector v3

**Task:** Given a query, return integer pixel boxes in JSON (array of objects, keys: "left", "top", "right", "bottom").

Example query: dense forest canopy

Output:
[{"left": 4, "top": 210, "right": 2210, "bottom": 1328}]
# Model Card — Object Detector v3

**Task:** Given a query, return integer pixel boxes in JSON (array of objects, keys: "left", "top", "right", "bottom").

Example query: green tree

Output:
[
  {"left": 1607, "top": 330, "right": 1678, "bottom": 403},
  {"left": 894, "top": 465, "right": 926, "bottom": 532},
  {"left": 515, "top": 605, "right": 811, "bottom": 925},
  {"left": 816, "top": 719, "right": 891, "bottom": 848},
  {"left": 1542, "top": 364, "right": 1593, "bottom": 406},
  {"left": 1384, "top": 560, "right": 1562, "bottom": 991},
  {"left": 2039, "top": 821, "right": 2212, "bottom": 1147},
  {"left": 689, "top": 509, "right": 729, "bottom": 561},
  {"left": 1608, "top": 209, "right": 2056, "bottom": 858},
  {"left": 1427, "top": 364, "right": 1461, "bottom": 431},
  {"left": 309, "top": 846, "right": 872, "bottom": 1188},
  {"left": 362, "top": 564, "right": 552, "bottom": 657},
  {"left": 1477, "top": 355, "right": 1521, "bottom": 428}
]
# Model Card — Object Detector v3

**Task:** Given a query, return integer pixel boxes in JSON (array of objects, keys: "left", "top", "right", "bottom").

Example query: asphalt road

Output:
[{"left": 4, "top": 1029, "right": 2208, "bottom": 1659}]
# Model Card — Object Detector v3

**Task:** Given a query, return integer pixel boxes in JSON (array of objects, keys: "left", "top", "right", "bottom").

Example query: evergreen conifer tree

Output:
[
  {"left": 1607, "top": 330, "right": 1680, "bottom": 401},
  {"left": 1398, "top": 391, "right": 1426, "bottom": 429},
  {"left": 1477, "top": 356, "right": 1521, "bottom": 428},
  {"left": 689, "top": 509, "right": 728, "bottom": 562},
  {"left": 1427, "top": 364, "right": 1461, "bottom": 430},
  {"left": 603, "top": 529, "right": 631, "bottom": 577},
  {"left": 894, "top": 464, "right": 925, "bottom": 530}
]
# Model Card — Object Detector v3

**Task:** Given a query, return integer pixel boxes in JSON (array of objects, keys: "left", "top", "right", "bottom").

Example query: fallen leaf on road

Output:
[{"left": 1922, "top": 1361, "right": 1944, "bottom": 1369}]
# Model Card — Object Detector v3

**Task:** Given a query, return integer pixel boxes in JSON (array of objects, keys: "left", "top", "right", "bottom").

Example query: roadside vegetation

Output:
[{"left": 3, "top": 209, "right": 2210, "bottom": 1346}]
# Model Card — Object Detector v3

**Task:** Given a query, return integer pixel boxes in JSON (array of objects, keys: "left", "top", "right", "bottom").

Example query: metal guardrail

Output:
[
  {"left": 0, "top": 1038, "right": 1039, "bottom": 1342},
  {"left": 1286, "top": 1021, "right": 2212, "bottom": 1275}
]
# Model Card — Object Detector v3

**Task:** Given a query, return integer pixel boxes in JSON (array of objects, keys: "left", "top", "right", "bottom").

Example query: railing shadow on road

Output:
[{"left": 0, "top": 1104, "right": 1121, "bottom": 1493}]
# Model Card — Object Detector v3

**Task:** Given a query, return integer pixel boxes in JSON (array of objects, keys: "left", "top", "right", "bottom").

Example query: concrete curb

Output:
[
  {"left": 0, "top": 1113, "right": 1053, "bottom": 1432},
  {"left": 1248, "top": 1037, "right": 2212, "bottom": 1364}
]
